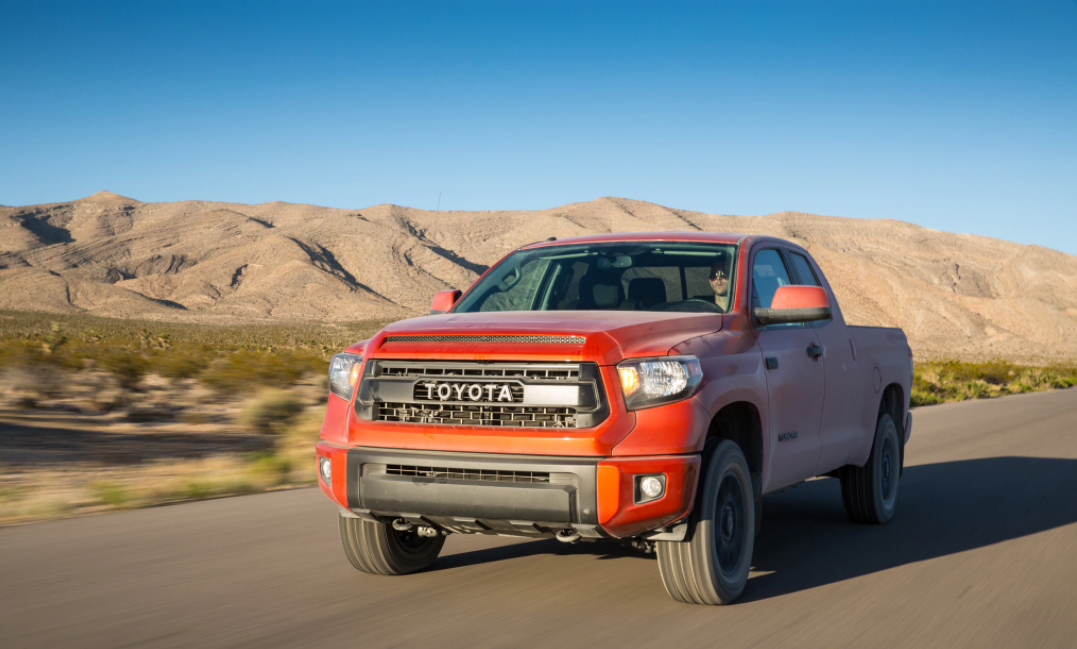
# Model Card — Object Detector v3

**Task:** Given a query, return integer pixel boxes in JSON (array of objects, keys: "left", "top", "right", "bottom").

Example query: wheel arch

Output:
[
  {"left": 703, "top": 401, "right": 764, "bottom": 529},
  {"left": 705, "top": 401, "right": 763, "bottom": 475},
  {"left": 879, "top": 382, "right": 906, "bottom": 475}
]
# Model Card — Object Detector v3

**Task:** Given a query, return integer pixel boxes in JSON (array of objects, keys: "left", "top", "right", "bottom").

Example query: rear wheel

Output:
[
  {"left": 840, "top": 413, "right": 901, "bottom": 524},
  {"left": 657, "top": 440, "right": 755, "bottom": 605},
  {"left": 338, "top": 514, "right": 445, "bottom": 575}
]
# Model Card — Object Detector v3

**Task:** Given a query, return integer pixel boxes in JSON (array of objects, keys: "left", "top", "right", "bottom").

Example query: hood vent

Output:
[{"left": 384, "top": 334, "right": 585, "bottom": 345}]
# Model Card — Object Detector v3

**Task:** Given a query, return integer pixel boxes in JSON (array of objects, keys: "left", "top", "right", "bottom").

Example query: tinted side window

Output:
[
  {"left": 751, "top": 249, "right": 792, "bottom": 309},
  {"left": 789, "top": 252, "right": 820, "bottom": 286}
]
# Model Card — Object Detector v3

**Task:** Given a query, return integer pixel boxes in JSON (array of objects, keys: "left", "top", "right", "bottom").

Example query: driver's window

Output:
[
  {"left": 477, "top": 258, "right": 550, "bottom": 312},
  {"left": 751, "top": 249, "right": 792, "bottom": 310}
]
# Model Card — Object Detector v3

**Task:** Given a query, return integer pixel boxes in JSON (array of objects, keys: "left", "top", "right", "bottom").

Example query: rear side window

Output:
[
  {"left": 788, "top": 252, "right": 820, "bottom": 286},
  {"left": 751, "top": 249, "right": 792, "bottom": 309}
]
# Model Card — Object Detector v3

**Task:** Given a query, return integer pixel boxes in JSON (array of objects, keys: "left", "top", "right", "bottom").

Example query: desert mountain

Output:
[{"left": 2, "top": 193, "right": 1076, "bottom": 362}]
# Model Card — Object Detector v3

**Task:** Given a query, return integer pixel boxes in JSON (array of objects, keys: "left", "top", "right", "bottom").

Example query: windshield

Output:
[{"left": 453, "top": 242, "right": 738, "bottom": 314}]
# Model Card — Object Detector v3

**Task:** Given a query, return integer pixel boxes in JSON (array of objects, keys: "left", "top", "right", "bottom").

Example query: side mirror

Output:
[
  {"left": 430, "top": 289, "right": 462, "bottom": 315},
  {"left": 753, "top": 285, "right": 832, "bottom": 325}
]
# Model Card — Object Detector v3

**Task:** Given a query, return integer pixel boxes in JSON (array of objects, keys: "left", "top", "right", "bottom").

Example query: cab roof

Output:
[{"left": 520, "top": 231, "right": 753, "bottom": 249}]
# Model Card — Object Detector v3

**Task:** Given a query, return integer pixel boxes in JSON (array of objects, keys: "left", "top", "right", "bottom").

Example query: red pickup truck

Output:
[{"left": 316, "top": 232, "right": 913, "bottom": 605}]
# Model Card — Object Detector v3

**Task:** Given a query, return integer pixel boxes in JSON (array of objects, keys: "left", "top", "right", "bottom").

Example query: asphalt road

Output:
[{"left": 3, "top": 389, "right": 1077, "bottom": 648}]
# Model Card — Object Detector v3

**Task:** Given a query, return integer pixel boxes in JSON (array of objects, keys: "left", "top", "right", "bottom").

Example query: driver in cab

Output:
[{"left": 709, "top": 254, "right": 732, "bottom": 311}]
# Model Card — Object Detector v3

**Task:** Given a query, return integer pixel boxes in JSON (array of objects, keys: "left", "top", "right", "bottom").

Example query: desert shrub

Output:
[
  {"left": 932, "top": 359, "right": 1016, "bottom": 385},
  {"left": 236, "top": 388, "right": 305, "bottom": 433},
  {"left": 0, "top": 363, "right": 67, "bottom": 400},
  {"left": 96, "top": 348, "right": 149, "bottom": 388},
  {"left": 173, "top": 476, "right": 259, "bottom": 501},
  {"left": 201, "top": 350, "right": 324, "bottom": 392},
  {"left": 0, "top": 487, "right": 31, "bottom": 503},
  {"left": 151, "top": 345, "right": 212, "bottom": 380},
  {"left": 910, "top": 387, "right": 943, "bottom": 407},
  {"left": 913, "top": 360, "right": 1077, "bottom": 406},
  {"left": 89, "top": 480, "right": 131, "bottom": 508},
  {"left": 276, "top": 406, "right": 326, "bottom": 482},
  {"left": 0, "top": 339, "right": 48, "bottom": 368},
  {"left": 246, "top": 453, "right": 293, "bottom": 485},
  {"left": 0, "top": 309, "right": 389, "bottom": 354}
]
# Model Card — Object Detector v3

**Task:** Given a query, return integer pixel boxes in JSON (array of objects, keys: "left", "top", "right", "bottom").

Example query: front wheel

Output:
[
  {"left": 840, "top": 413, "right": 901, "bottom": 524},
  {"left": 338, "top": 514, "right": 445, "bottom": 575},
  {"left": 657, "top": 439, "right": 755, "bottom": 605}
]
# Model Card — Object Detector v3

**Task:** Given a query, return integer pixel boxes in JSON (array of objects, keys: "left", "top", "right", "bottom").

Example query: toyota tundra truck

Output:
[{"left": 316, "top": 232, "right": 913, "bottom": 605}]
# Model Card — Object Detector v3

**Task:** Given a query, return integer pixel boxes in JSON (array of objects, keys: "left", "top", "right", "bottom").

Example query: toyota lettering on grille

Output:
[{"left": 420, "top": 382, "right": 515, "bottom": 402}]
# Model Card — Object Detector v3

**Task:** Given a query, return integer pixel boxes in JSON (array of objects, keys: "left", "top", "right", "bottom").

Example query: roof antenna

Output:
[
  {"left": 546, "top": 237, "right": 557, "bottom": 242},
  {"left": 437, "top": 191, "right": 441, "bottom": 212}
]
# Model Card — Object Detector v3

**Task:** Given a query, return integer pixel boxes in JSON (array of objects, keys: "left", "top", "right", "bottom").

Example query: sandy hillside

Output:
[{"left": 2, "top": 192, "right": 1076, "bottom": 362}]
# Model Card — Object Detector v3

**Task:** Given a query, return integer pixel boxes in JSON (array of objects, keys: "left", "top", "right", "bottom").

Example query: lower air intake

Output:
[{"left": 386, "top": 465, "right": 552, "bottom": 484}]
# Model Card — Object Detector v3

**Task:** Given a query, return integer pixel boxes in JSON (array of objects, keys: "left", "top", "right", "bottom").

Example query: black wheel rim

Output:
[
  {"left": 715, "top": 473, "right": 745, "bottom": 576},
  {"left": 880, "top": 436, "right": 896, "bottom": 506}
]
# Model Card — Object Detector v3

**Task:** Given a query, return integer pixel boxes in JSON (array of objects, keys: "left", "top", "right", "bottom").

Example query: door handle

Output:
[{"left": 807, "top": 344, "right": 824, "bottom": 359}]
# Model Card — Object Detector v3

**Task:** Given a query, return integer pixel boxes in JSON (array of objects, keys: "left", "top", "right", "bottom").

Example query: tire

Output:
[
  {"left": 338, "top": 514, "right": 445, "bottom": 575},
  {"left": 657, "top": 440, "right": 755, "bottom": 605},
  {"left": 840, "top": 413, "right": 901, "bottom": 524}
]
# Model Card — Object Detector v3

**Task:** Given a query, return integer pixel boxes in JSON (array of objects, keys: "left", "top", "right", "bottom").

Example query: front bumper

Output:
[{"left": 317, "top": 443, "right": 699, "bottom": 539}]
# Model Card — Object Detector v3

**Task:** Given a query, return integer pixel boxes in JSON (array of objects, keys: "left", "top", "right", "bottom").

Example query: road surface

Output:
[{"left": 3, "top": 389, "right": 1077, "bottom": 648}]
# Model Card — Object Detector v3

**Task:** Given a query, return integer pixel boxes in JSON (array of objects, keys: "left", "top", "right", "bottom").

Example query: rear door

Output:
[
  {"left": 751, "top": 247, "right": 825, "bottom": 491},
  {"left": 786, "top": 249, "right": 862, "bottom": 472}
]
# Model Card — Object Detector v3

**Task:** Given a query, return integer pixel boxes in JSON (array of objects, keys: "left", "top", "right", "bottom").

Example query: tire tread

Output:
[{"left": 840, "top": 414, "right": 898, "bottom": 524}]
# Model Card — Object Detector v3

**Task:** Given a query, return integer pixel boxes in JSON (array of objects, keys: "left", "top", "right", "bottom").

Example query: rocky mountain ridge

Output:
[{"left": 3, "top": 192, "right": 1076, "bottom": 362}]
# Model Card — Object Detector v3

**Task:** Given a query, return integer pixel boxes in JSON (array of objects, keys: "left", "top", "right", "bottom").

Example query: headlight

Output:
[
  {"left": 616, "top": 355, "right": 703, "bottom": 410},
  {"left": 328, "top": 353, "right": 363, "bottom": 401}
]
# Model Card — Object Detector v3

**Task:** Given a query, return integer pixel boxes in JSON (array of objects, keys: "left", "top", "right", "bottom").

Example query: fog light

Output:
[
  {"left": 636, "top": 474, "right": 666, "bottom": 503},
  {"left": 319, "top": 457, "right": 332, "bottom": 484}
]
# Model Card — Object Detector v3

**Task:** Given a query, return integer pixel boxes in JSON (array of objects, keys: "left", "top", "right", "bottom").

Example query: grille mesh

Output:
[
  {"left": 377, "top": 402, "right": 576, "bottom": 428},
  {"left": 382, "top": 364, "right": 579, "bottom": 381},
  {"left": 384, "top": 335, "right": 585, "bottom": 344},
  {"left": 386, "top": 464, "right": 551, "bottom": 484}
]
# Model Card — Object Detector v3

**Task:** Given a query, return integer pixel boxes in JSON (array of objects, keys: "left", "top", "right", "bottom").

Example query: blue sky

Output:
[{"left": 2, "top": 1, "right": 1075, "bottom": 254}]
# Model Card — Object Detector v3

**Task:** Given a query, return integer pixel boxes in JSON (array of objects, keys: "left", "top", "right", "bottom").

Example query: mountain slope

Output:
[{"left": 2, "top": 193, "right": 1076, "bottom": 362}]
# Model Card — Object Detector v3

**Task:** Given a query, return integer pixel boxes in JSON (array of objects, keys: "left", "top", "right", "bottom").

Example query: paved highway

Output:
[{"left": 3, "top": 389, "right": 1077, "bottom": 648}]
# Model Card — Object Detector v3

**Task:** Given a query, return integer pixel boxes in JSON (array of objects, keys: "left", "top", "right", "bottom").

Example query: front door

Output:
[{"left": 751, "top": 248, "right": 825, "bottom": 492}]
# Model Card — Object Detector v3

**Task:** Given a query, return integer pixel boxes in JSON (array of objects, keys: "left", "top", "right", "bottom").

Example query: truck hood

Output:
[{"left": 366, "top": 311, "right": 724, "bottom": 365}]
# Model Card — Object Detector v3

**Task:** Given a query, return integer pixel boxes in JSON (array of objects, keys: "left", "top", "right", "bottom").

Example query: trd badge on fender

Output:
[{"left": 778, "top": 431, "right": 799, "bottom": 442}]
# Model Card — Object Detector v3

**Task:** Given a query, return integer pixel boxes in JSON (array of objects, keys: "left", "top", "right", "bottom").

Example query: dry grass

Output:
[
  {"left": 0, "top": 312, "right": 346, "bottom": 526},
  {"left": 0, "top": 310, "right": 388, "bottom": 395},
  {"left": 0, "top": 404, "right": 325, "bottom": 526},
  {"left": 912, "top": 360, "right": 1077, "bottom": 406},
  {"left": 236, "top": 388, "right": 305, "bottom": 434}
]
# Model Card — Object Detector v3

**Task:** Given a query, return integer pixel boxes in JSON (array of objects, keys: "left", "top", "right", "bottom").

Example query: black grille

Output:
[
  {"left": 384, "top": 335, "right": 585, "bottom": 345},
  {"left": 386, "top": 464, "right": 551, "bottom": 484},
  {"left": 377, "top": 402, "right": 577, "bottom": 428}
]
